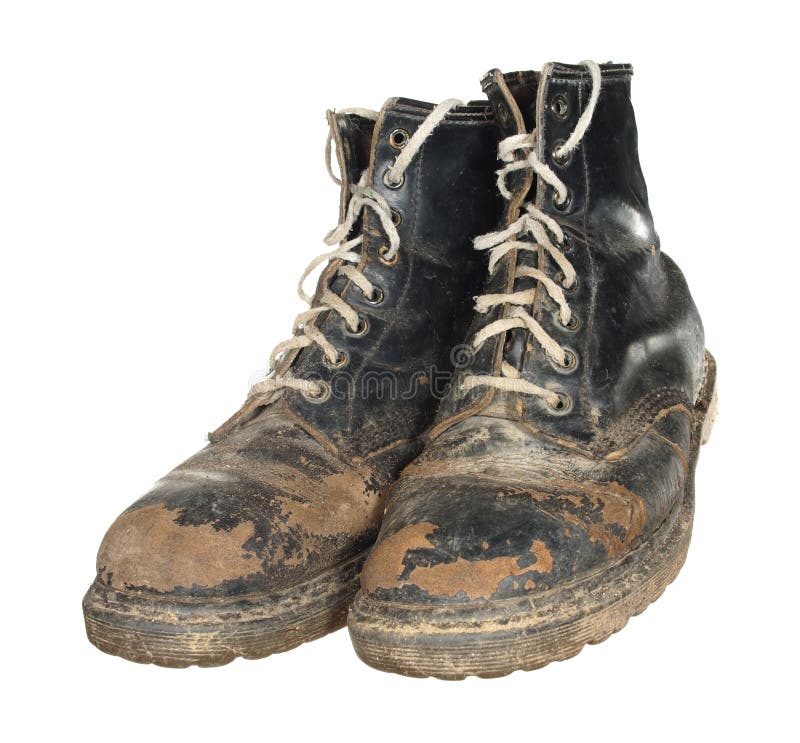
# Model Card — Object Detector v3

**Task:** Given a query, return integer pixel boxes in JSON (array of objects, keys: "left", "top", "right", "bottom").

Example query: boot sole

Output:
[
  {"left": 83, "top": 549, "right": 367, "bottom": 667},
  {"left": 347, "top": 351, "right": 718, "bottom": 679}
]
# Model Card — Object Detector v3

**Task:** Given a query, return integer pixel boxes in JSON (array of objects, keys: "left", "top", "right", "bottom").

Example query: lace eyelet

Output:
[
  {"left": 323, "top": 351, "right": 348, "bottom": 369},
  {"left": 389, "top": 128, "right": 409, "bottom": 150},
  {"left": 302, "top": 381, "right": 331, "bottom": 403},
  {"left": 555, "top": 311, "right": 580, "bottom": 332},
  {"left": 555, "top": 272, "right": 579, "bottom": 293},
  {"left": 345, "top": 317, "right": 369, "bottom": 337},
  {"left": 546, "top": 391, "right": 572, "bottom": 415},
  {"left": 390, "top": 208, "right": 402, "bottom": 226},
  {"left": 364, "top": 285, "right": 384, "bottom": 305},
  {"left": 550, "top": 347, "right": 578, "bottom": 374},
  {"left": 560, "top": 234, "right": 572, "bottom": 252},
  {"left": 378, "top": 245, "right": 399, "bottom": 265},
  {"left": 383, "top": 168, "right": 404, "bottom": 189},
  {"left": 554, "top": 188, "right": 572, "bottom": 211},
  {"left": 550, "top": 94, "right": 569, "bottom": 120},
  {"left": 552, "top": 141, "right": 570, "bottom": 167}
]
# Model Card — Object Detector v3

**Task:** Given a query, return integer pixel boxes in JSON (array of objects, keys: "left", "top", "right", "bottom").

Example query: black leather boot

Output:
[
  {"left": 348, "top": 62, "right": 717, "bottom": 678},
  {"left": 83, "top": 98, "right": 503, "bottom": 666}
]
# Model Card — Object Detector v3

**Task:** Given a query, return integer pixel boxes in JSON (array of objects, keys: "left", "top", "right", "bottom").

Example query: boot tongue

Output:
[
  {"left": 479, "top": 69, "right": 543, "bottom": 404},
  {"left": 480, "top": 69, "right": 539, "bottom": 209},
  {"left": 483, "top": 68, "right": 541, "bottom": 132},
  {"left": 326, "top": 109, "right": 376, "bottom": 218}
]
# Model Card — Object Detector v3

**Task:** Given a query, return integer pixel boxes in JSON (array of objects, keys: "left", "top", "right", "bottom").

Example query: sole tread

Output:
[{"left": 83, "top": 551, "right": 366, "bottom": 667}]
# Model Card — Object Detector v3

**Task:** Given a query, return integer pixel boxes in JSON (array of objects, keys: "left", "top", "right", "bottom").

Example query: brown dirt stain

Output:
[
  {"left": 202, "top": 455, "right": 381, "bottom": 541},
  {"left": 282, "top": 470, "right": 382, "bottom": 538},
  {"left": 500, "top": 479, "right": 647, "bottom": 557},
  {"left": 361, "top": 522, "right": 437, "bottom": 593},
  {"left": 98, "top": 503, "right": 260, "bottom": 592},
  {"left": 362, "top": 522, "right": 552, "bottom": 601},
  {"left": 407, "top": 539, "right": 552, "bottom": 600}
]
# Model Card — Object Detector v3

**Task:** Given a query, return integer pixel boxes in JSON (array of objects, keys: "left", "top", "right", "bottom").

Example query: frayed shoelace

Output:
[{"left": 461, "top": 60, "right": 601, "bottom": 411}]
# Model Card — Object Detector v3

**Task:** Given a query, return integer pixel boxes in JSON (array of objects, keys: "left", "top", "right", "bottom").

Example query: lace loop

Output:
[{"left": 462, "top": 61, "right": 601, "bottom": 405}]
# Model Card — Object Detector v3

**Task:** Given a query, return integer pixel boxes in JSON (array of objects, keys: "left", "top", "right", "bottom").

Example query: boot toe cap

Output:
[
  {"left": 361, "top": 472, "right": 647, "bottom": 605},
  {"left": 96, "top": 495, "right": 264, "bottom": 597},
  {"left": 94, "top": 416, "right": 384, "bottom": 599}
]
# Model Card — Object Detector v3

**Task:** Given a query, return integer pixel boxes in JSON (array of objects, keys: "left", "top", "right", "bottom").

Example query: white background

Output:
[{"left": 1, "top": 1, "right": 796, "bottom": 740}]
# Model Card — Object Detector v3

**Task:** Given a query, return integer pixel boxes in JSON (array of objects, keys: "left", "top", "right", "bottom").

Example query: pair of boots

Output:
[{"left": 83, "top": 60, "right": 716, "bottom": 679}]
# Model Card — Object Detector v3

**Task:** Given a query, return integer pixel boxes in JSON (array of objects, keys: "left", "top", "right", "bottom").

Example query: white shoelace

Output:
[
  {"left": 461, "top": 61, "right": 601, "bottom": 409},
  {"left": 250, "top": 99, "right": 462, "bottom": 401}
]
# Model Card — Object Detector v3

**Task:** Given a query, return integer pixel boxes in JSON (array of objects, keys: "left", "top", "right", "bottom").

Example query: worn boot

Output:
[
  {"left": 83, "top": 97, "right": 503, "bottom": 666},
  {"left": 348, "top": 61, "right": 717, "bottom": 678}
]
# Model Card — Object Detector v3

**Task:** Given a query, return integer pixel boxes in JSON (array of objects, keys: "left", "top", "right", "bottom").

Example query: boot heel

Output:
[
  {"left": 701, "top": 380, "right": 718, "bottom": 446},
  {"left": 696, "top": 350, "right": 718, "bottom": 447}
]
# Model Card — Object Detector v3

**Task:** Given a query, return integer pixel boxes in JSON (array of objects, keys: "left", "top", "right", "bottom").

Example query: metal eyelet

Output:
[
  {"left": 378, "top": 245, "right": 399, "bottom": 265},
  {"left": 550, "top": 94, "right": 569, "bottom": 120},
  {"left": 364, "top": 285, "right": 384, "bottom": 305},
  {"left": 554, "top": 188, "right": 572, "bottom": 211},
  {"left": 323, "top": 351, "right": 348, "bottom": 369},
  {"left": 389, "top": 128, "right": 409, "bottom": 150},
  {"left": 555, "top": 272, "right": 579, "bottom": 293},
  {"left": 546, "top": 391, "right": 572, "bottom": 415},
  {"left": 555, "top": 310, "right": 580, "bottom": 332},
  {"left": 302, "top": 381, "right": 331, "bottom": 403},
  {"left": 383, "top": 168, "right": 404, "bottom": 189},
  {"left": 559, "top": 234, "right": 572, "bottom": 252},
  {"left": 552, "top": 142, "right": 570, "bottom": 167},
  {"left": 345, "top": 317, "right": 369, "bottom": 337},
  {"left": 550, "top": 348, "right": 578, "bottom": 374},
  {"left": 390, "top": 208, "right": 402, "bottom": 226}
]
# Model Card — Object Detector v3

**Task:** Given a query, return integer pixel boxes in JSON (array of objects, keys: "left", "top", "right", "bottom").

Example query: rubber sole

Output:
[
  {"left": 83, "top": 550, "right": 366, "bottom": 667},
  {"left": 347, "top": 351, "right": 717, "bottom": 679}
]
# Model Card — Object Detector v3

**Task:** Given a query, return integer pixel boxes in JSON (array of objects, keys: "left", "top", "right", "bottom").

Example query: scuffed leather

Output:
[
  {"left": 362, "top": 409, "right": 691, "bottom": 603},
  {"left": 94, "top": 100, "right": 505, "bottom": 599},
  {"left": 362, "top": 63, "right": 707, "bottom": 607},
  {"left": 98, "top": 405, "right": 382, "bottom": 598}
]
